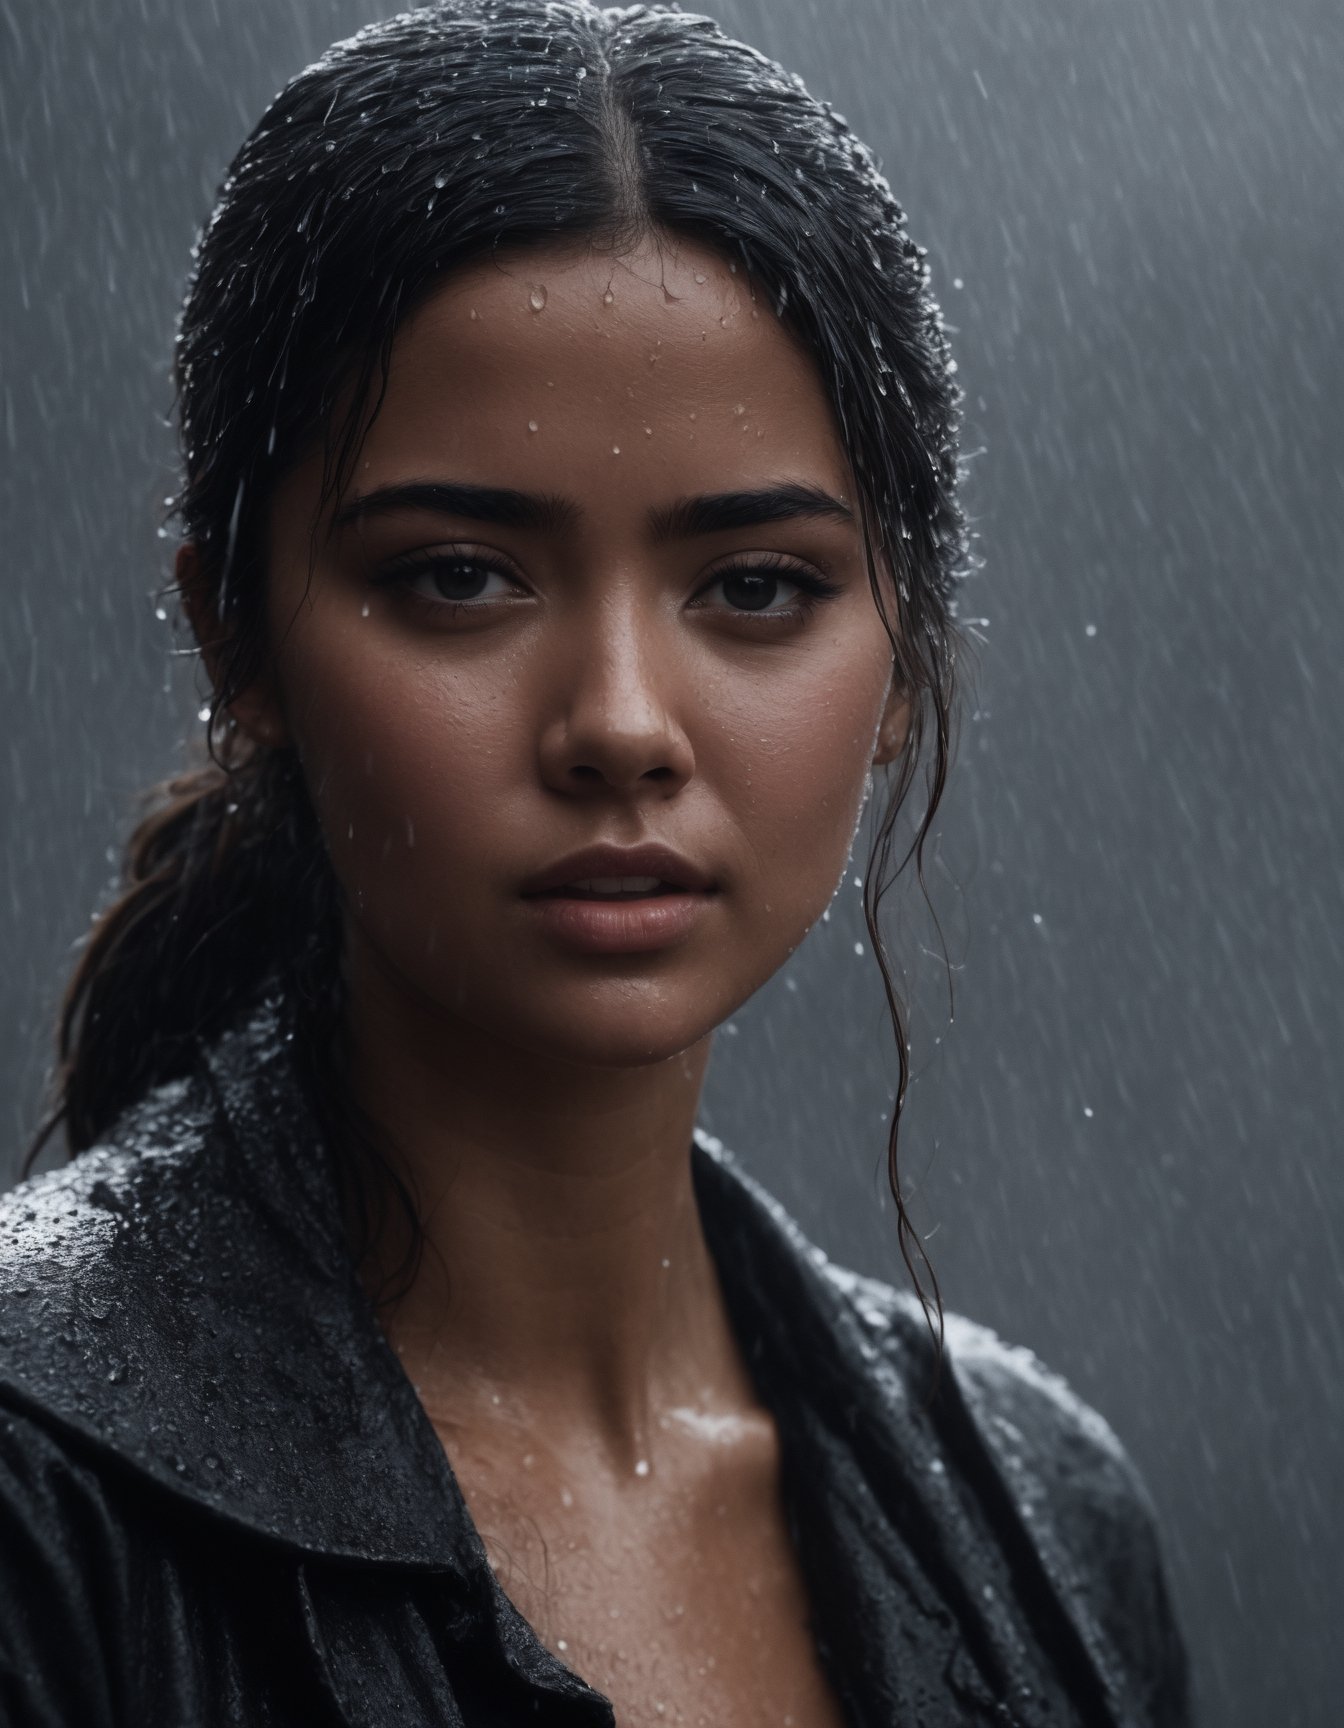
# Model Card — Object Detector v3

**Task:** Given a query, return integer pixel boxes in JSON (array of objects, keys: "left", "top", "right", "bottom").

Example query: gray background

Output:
[{"left": 2, "top": 0, "right": 1339, "bottom": 1721}]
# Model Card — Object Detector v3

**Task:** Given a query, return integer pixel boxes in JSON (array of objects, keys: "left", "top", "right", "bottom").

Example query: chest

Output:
[{"left": 455, "top": 1457, "right": 852, "bottom": 1728}]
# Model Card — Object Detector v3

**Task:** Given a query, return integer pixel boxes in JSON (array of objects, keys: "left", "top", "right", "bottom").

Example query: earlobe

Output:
[
  {"left": 872, "top": 686, "right": 913, "bottom": 766},
  {"left": 174, "top": 542, "right": 289, "bottom": 749}
]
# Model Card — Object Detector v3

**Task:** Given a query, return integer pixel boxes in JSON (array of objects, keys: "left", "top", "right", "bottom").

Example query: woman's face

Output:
[{"left": 254, "top": 236, "right": 906, "bottom": 1068}]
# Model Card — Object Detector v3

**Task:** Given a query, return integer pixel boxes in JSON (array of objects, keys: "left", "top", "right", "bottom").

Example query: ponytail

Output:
[{"left": 26, "top": 729, "right": 339, "bottom": 1169}]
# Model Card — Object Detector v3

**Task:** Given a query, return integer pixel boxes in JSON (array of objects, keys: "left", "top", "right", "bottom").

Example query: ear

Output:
[
  {"left": 174, "top": 541, "right": 290, "bottom": 749},
  {"left": 872, "top": 679, "right": 913, "bottom": 766}
]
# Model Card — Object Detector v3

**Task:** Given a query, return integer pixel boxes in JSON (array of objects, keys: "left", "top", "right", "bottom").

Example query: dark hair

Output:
[{"left": 28, "top": 0, "right": 967, "bottom": 1350}]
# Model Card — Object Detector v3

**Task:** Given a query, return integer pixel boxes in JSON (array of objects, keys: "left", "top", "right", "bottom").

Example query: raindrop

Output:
[
  {"left": 1083, "top": 1106, "right": 1095, "bottom": 1119},
  {"left": 529, "top": 285, "right": 547, "bottom": 312}
]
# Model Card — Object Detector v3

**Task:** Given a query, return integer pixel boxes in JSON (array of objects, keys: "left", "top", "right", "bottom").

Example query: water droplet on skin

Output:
[
  {"left": 634, "top": 1458, "right": 650, "bottom": 1476},
  {"left": 523, "top": 1452, "right": 535, "bottom": 1469},
  {"left": 560, "top": 1487, "right": 574, "bottom": 1508},
  {"left": 660, "top": 1256, "right": 671, "bottom": 1268},
  {"left": 733, "top": 403, "right": 745, "bottom": 415},
  {"left": 693, "top": 272, "right": 706, "bottom": 284},
  {"left": 1085, "top": 622, "right": 1098, "bottom": 637},
  {"left": 360, "top": 600, "right": 370, "bottom": 617},
  {"left": 644, "top": 426, "right": 652, "bottom": 436},
  {"left": 197, "top": 704, "right": 210, "bottom": 723},
  {"left": 1032, "top": 913, "right": 1043, "bottom": 925},
  {"left": 854, "top": 941, "right": 864, "bottom": 956},
  {"left": 469, "top": 308, "right": 479, "bottom": 320},
  {"left": 529, "top": 285, "right": 547, "bottom": 312},
  {"left": 1083, "top": 1106, "right": 1095, "bottom": 1118},
  {"left": 602, "top": 288, "right": 614, "bottom": 305},
  {"left": 528, "top": 419, "right": 539, "bottom": 433},
  {"left": 612, "top": 445, "right": 620, "bottom": 455},
  {"left": 557, "top": 1638, "right": 569, "bottom": 1652}
]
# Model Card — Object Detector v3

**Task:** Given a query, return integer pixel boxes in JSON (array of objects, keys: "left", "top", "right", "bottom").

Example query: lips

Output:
[{"left": 520, "top": 842, "right": 716, "bottom": 899}]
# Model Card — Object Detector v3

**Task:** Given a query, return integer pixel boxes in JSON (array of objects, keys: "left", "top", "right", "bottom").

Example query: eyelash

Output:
[{"left": 368, "top": 548, "right": 843, "bottom": 624}]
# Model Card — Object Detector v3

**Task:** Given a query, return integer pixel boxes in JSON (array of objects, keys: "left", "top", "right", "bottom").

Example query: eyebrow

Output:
[{"left": 330, "top": 480, "right": 854, "bottom": 540}]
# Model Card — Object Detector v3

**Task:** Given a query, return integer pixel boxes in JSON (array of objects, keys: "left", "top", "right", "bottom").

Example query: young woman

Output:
[{"left": 0, "top": 4, "right": 1190, "bottom": 1724}]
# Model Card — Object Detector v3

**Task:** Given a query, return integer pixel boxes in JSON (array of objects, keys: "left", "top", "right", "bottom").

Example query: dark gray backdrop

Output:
[{"left": 2, "top": 1, "right": 1339, "bottom": 1721}]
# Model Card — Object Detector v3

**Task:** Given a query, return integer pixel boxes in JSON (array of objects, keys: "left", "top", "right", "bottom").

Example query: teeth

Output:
[{"left": 568, "top": 876, "right": 665, "bottom": 894}]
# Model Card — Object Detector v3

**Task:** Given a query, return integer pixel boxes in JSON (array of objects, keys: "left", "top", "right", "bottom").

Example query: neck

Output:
[{"left": 341, "top": 937, "right": 745, "bottom": 1471}]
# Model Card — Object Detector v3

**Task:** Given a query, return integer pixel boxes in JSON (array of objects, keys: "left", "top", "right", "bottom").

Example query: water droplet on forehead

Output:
[{"left": 529, "top": 285, "right": 547, "bottom": 312}]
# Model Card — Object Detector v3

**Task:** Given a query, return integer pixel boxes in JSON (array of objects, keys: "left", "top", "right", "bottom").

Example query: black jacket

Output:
[{"left": 0, "top": 989, "right": 1189, "bottom": 1726}]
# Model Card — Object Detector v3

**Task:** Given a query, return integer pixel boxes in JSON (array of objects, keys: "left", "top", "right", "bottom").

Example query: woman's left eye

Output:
[{"left": 698, "top": 562, "right": 842, "bottom": 618}]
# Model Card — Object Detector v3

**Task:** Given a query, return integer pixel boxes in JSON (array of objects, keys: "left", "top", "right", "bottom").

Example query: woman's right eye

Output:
[{"left": 372, "top": 552, "right": 523, "bottom": 609}]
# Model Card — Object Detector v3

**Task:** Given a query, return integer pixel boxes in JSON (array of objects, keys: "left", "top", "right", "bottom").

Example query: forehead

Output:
[{"left": 344, "top": 235, "right": 853, "bottom": 520}]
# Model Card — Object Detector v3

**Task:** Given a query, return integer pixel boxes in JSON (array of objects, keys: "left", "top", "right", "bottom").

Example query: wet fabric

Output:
[{"left": 0, "top": 988, "right": 1190, "bottom": 1726}]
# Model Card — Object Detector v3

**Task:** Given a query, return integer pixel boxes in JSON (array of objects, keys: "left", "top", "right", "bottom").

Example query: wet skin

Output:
[{"left": 186, "top": 234, "right": 908, "bottom": 1727}]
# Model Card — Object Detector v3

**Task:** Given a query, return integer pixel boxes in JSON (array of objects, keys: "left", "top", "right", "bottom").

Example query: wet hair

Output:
[{"left": 28, "top": 0, "right": 967, "bottom": 1350}]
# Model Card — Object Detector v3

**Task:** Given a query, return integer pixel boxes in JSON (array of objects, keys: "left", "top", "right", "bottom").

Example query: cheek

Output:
[
  {"left": 700, "top": 629, "right": 892, "bottom": 930},
  {"left": 279, "top": 625, "right": 518, "bottom": 942}
]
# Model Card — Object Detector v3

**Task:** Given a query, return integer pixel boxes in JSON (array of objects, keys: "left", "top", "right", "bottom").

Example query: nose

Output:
[{"left": 537, "top": 596, "right": 695, "bottom": 800}]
